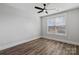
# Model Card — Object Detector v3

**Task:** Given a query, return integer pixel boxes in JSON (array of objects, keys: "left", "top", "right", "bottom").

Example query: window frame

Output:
[{"left": 47, "top": 15, "right": 66, "bottom": 36}]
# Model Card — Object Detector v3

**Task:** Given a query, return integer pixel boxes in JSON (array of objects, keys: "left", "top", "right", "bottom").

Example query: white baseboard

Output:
[
  {"left": 42, "top": 36, "right": 79, "bottom": 46},
  {"left": 0, "top": 36, "right": 40, "bottom": 50},
  {"left": 0, "top": 35, "right": 79, "bottom": 51}
]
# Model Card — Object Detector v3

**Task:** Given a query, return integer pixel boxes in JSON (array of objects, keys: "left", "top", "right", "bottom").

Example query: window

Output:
[{"left": 47, "top": 16, "right": 65, "bottom": 35}]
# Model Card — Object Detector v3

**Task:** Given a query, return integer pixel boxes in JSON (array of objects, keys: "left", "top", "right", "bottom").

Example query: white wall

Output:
[
  {"left": 0, "top": 4, "right": 40, "bottom": 50},
  {"left": 67, "top": 8, "right": 79, "bottom": 43},
  {"left": 41, "top": 8, "right": 79, "bottom": 45}
]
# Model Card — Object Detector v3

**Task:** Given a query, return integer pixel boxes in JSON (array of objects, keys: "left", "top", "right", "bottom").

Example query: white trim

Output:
[
  {"left": 0, "top": 36, "right": 40, "bottom": 50},
  {"left": 42, "top": 36, "right": 79, "bottom": 46},
  {"left": 0, "top": 36, "right": 79, "bottom": 51},
  {"left": 46, "top": 13, "right": 67, "bottom": 36}
]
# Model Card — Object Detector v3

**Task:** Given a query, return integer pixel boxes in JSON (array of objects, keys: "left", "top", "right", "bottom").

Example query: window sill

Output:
[{"left": 47, "top": 32, "right": 66, "bottom": 36}]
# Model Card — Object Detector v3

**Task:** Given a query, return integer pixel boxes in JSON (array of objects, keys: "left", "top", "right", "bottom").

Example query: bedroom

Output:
[{"left": 0, "top": 3, "right": 79, "bottom": 55}]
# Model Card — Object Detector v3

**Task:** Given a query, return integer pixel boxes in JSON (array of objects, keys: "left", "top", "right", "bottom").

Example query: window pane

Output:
[
  {"left": 55, "top": 16, "right": 65, "bottom": 34},
  {"left": 47, "top": 19, "right": 56, "bottom": 33},
  {"left": 47, "top": 16, "right": 65, "bottom": 35}
]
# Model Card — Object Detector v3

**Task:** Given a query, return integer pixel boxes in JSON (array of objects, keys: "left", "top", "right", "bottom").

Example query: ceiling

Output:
[{"left": 5, "top": 3, "right": 79, "bottom": 16}]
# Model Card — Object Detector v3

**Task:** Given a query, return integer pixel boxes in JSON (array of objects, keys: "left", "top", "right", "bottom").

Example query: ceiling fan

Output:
[{"left": 34, "top": 3, "right": 57, "bottom": 14}]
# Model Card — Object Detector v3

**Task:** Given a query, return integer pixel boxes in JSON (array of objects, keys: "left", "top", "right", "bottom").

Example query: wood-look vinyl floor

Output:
[{"left": 0, "top": 38, "right": 79, "bottom": 55}]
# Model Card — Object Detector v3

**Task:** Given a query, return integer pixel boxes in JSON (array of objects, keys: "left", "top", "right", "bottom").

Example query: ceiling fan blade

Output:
[
  {"left": 47, "top": 8, "right": 58, "bottom": 11},
  {"left": 38, "top": 10, "right": 43, "bottom": 13},
  {"left": 35, "top": 6, "right": 43, "bottom": 10}
]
